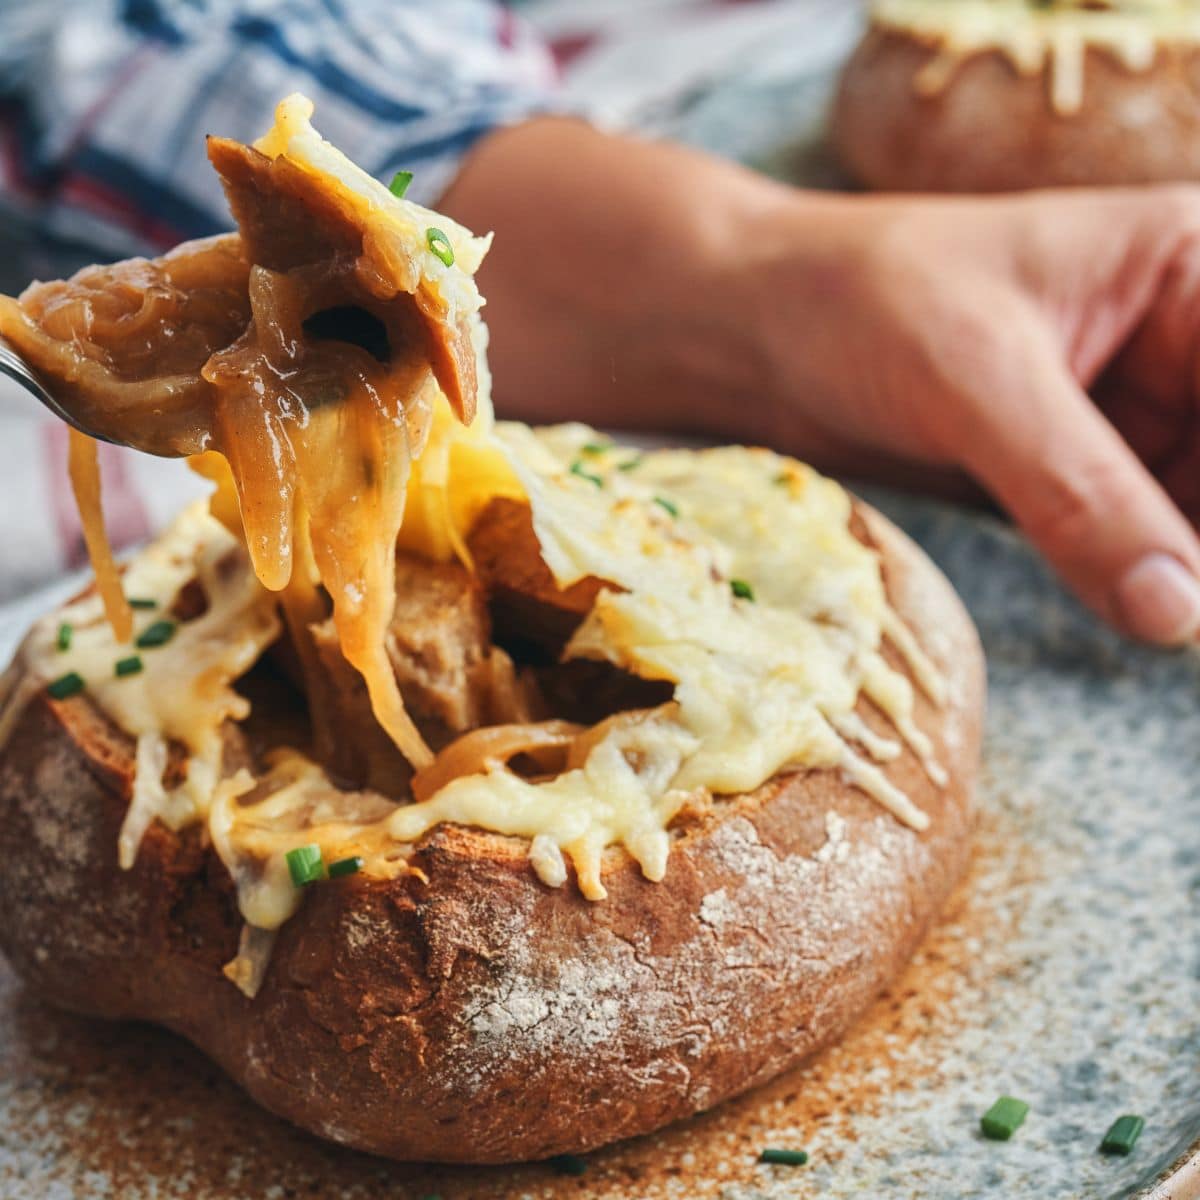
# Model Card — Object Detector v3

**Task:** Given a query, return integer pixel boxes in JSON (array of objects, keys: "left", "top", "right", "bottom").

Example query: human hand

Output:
[{"left": 729, "top": 187, "right": 1200, "bottom": 646}]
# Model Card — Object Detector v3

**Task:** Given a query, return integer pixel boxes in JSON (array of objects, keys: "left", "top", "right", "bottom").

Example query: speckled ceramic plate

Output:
[{"left": 1, "top": 488, "right": 1197, "bottom": 1199}]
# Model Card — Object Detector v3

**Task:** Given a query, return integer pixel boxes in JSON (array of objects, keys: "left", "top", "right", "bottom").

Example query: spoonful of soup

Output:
[{"left": 0, "top": 93, "right": 489, "bottom": 770}]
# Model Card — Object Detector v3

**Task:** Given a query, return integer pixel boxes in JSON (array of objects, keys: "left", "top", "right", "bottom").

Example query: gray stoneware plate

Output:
[{"left": 0, "top": 487, "right": 1197, "bottom": 1200}]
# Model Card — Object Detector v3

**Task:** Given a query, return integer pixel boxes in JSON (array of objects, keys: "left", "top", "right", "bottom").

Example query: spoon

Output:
[{"left": 0, "top": 335, "right": 120, "bottom": 446}]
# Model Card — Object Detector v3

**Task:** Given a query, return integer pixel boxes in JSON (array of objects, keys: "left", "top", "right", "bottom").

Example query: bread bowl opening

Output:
[{"left": 247, "top": 528, "right": 678, "bottom": 802}]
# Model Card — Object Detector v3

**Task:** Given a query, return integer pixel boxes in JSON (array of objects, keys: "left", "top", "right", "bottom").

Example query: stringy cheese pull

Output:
[
  {"left": 4, "top": 95, "right": 495, "bottom": 775},
  {"left": 67, "top": 431, "right": 134, "bottom": 644},
  {"left": 199, "top": 98, "right": 492, "bottom": 771}
]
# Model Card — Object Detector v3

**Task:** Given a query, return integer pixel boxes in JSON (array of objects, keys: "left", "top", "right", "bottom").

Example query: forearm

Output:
[{"left": 439, "top": 116, "right": 804, "bottom": 438}]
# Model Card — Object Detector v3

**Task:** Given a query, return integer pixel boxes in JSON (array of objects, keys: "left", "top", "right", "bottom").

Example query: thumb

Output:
[{"left": 955, "top": 337, "right": 1200, "bottom": 646}]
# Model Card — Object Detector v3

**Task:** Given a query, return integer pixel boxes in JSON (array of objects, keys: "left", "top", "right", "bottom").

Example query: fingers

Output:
[
  {"left": 1006, "top": 185, "right": 1200, "bottom": 387},
  {"left": 1004, "top": 186, "right": 1200, "bottom": 541},
  {"left": 955, "top": 330, "right": 1200, "bottom": 646}
]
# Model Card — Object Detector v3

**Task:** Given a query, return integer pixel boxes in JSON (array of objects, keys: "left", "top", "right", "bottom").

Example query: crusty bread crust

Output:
[
  {"left": 0, "top": 501, "right": 984, "bottom": 1164},
  {"left": 832, "top": 27, "right": 1200, "bottom": 192}
]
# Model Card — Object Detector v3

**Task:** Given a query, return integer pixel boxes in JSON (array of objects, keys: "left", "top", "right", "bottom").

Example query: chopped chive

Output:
[
  {"left": 135, "top": 619, "right": 176, "bottom": 649},
  {"left": 569, "top": 460, "right": 604, "bottom": 488},
  {"left": 580, "top": 441, "right": 610, "bottom": 456},
  {"left": 773, "top": 471, "right": 790, "bottom": 486},
  {"left": 426, "top": 227, "right": 454, "bottom": 267},
  {"left": 730, "top": 579, "right": 755, "bottom": 602},
  {"left": 1100, "top": 1114, "right": 1144, "bottom": 1155},
  {"left": 128, "top": 597, "right": 157, "bottom": 610},
  {"left": 56, "top": 622, "right": 73, "bottom": 652},
  {"left": 759, "top": 1148, "right": 808, "bottom": 1166},
  {"left": 47, "top": 671, "right": 85, "bottom": 700},
  {"left": 286, "top": 844, "right": 324, "bottom": 888},
  {"left": 388, "top": 170, "right": 413, "bottom": 198},
  {"left": 114, "top": 655, "right": 143, "bottom": 678},
  {"left": 981, "top": 1096, "right": 1029, "bottom": 1141},
  {"left": 548, "top": 1154, "right": 588, "bottom": 1176},
  {"left": 328, "top": 855, "right": 364, "bottom": 879},
  {"left": 616, "top": 455, "right": 643, "bottom": 472},
  {"left": 653, "top": 495, "right": 679, "bottom": 518}
]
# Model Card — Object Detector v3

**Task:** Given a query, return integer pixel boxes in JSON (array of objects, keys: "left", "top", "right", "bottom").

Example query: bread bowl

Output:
[
  {"left": 832, "top": 0, "right": 1200, "bottom": 193},
  {"left": 0, "top": 96, "right": 985, "bottom": 1163}
]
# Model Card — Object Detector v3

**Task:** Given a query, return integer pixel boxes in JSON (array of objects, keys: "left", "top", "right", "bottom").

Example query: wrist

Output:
[{"left": 707, "top": 190, "right": 871, "bottom": 447}]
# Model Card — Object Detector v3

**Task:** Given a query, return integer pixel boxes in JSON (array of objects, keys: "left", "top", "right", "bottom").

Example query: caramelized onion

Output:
[
  {"left": 0, "top": 237, "right": 251, "bottom": 457},
  {"left": 484, "top": 646, "right": 542, "bottom": 725},
  {"left": 411, "top": 720, "right": 584, "bottom": 803},
  {"left": 564, "top": 707, "right": 666, "bottom": 772}
]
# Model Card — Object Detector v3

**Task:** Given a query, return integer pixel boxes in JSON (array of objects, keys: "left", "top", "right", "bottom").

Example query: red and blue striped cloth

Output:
[{"left": 0, "top": 1, "right": 558, "bottom": 270}]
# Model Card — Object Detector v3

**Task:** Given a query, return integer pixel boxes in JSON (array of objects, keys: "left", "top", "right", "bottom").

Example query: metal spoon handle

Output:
[{"left": 0, "top": 336, "right": 119, "bottom": 445}]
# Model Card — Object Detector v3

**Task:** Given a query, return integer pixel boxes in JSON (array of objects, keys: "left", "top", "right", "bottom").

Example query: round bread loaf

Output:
[
  {"left": 832, "top": 22, "right": 1200, "bottom": 192},
  {"left": 0, "top": 503, "right": 984, "bottom": 1164}
]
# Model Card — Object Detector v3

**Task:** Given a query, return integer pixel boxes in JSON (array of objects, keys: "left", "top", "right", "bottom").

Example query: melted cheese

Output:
[
  {"left": 67, "top": 430, "right": 133, "bottom": 644},
  {"left": 253, "top": 94, "right": 491, "bottom": 319},
  {"left": 370, "top": 427, "right": 934, "bottom": 903},
  {"left": 17, "top": 503, "right": 280, "bottom": 865},
  {"left": 874, "top": 0, "right": 1200, "bottom": 113}
]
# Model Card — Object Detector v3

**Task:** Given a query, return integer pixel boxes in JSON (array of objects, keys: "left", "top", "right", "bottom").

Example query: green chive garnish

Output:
[
  {"left": 569, "top": 460, "right": 603, "bottom": 488},
  {"left": 760, "top": 1148, "right": 808, "bottom": 1166},
  {"left": 135, "top": 620, "right": 176, "bottom": 649},
  {"left": 328, "top": 855, "right": 364, "bottom": 879},
  {"left": 773, "top": 472, "right": 790, "bottom": 486},
  {"left": 286, "top": 844, "right": 324, "bottom": 888},
  {"left": 388, "top": 170, "right": 413, "bottom": 198},
  {"left": 426, "top": 227, "right": 454, "bottom": 266},
  {"left": 653, "top": 496, "right": 679, "bottom": 518},
  {"left": 548, "top": 1154, "right": 588, "bottom": 1176},
  {"left": 114, "top": 655, "right": 143, "bottom": 678},
  {"left": 617, "top": 455, "right": 643, "bottom": 472},
  {"left": 56, "top": 622, "right": 72, "bottom": 652},
  {"left": 128, "top": 597, "right": 157, "bottom": 610},
  {"left": 580, "top": 441, "right": 609, "bottom": 456},
  {"left": 1100, "top": 1114, "right": 1144, "bottom": 1155},
  {"left": 730, "top": 579, "right": 755, "bottom": 601},
  {"left": 47, "top": 671, "right": 85, "bottom": 700},
  {"left": 981, "top": 1096, "right": 1029, "bottom": 1141}
]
